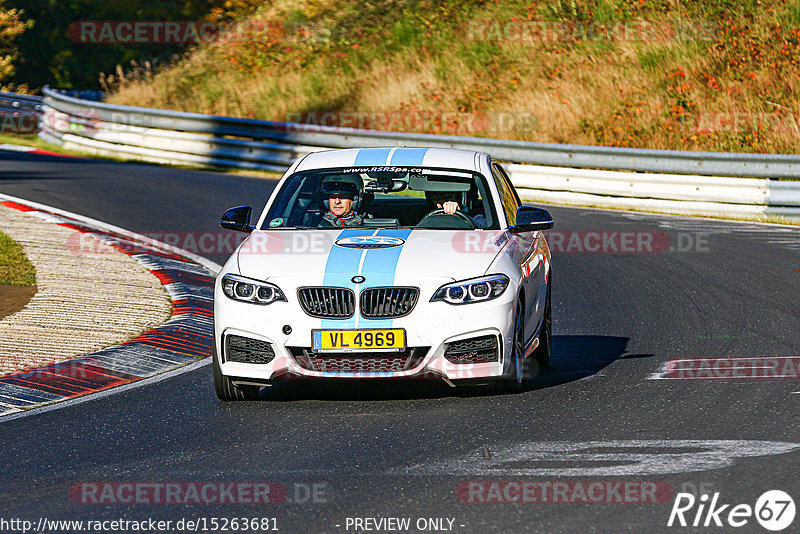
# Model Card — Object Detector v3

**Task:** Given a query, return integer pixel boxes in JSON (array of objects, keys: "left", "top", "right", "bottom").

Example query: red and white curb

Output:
[{"left": 0, "top": 193, "right": 221, "bottom": 420}]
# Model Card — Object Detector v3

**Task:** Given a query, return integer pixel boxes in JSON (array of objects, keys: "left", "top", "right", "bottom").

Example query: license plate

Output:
[{"left": 312, "top": 329, "right": 406, "bottom": 352}]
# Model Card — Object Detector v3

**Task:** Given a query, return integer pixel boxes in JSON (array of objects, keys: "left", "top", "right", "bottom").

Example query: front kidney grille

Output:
[
  {"left": 360, "top": 287, "right": 419, "bottom": 318},
  {"left": 297, "top": 287, "right": 355, "bottom": 318},
  {"left": 226, "top": 335, "right": 275, "bottom": 364},
  {"left": 444, "top": 335, "right": 499, "bottom": 364}
]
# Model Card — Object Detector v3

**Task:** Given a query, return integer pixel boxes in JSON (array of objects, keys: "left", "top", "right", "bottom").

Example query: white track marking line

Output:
[{"left": 0, "top": 358, "right": 210, "bottom": 424}]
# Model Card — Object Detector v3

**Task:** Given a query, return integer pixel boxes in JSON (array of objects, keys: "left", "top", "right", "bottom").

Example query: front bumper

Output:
[{"left": 214, "top": 283, "right": 517, "bottom": 383}]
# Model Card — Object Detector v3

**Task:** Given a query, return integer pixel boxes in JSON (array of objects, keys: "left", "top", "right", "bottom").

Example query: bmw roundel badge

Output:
[
  {"left": 335, "top": 236, "right": 405, "bottom": 249},
  {"left": 352, "top": 275, "right": 366, "bottom": 284}
]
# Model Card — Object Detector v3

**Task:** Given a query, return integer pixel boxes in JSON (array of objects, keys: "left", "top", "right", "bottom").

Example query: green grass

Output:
[
  {"left": 0, "top": 132, "right": 62, "bottom": 152},
  {"left": 782, "top": 0, "right": 800, "bottom": 25},
  {"left": 0, "top": 132, "right": 126, "bottom": 160},
  {"left": 636, "top": 46, "right": 679, "bottom": 74},
  {"left": 0, "top": 231, "right": 36, "bottom": 286}
]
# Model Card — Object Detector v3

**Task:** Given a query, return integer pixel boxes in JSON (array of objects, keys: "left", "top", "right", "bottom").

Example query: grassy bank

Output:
[
  {"left": 0, "top": 230, "right": 35, "bottom": 286},
  {"left": 106, "top": 0, "right": 800, "bottom": 154}
]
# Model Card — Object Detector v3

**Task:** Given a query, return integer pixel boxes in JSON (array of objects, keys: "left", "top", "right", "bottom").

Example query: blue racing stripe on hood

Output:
[
  {"left": 358, "top": 229, "right": 413, "bottom": 328},
  {"left": 322, "top": 228, "right": 376, "bottom": 328}
]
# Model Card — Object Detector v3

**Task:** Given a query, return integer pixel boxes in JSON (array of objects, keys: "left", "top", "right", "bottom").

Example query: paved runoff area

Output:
[
  {"left": 0, "top": 203, "right": 172, "bottom": 374},
  {"left": 0, "top": 197, "right": 216, "bottom": 417}
]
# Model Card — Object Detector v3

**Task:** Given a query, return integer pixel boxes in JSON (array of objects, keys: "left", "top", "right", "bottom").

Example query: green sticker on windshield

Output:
[{"left": 269, "top": 217, "right": 284, "bottom": 227}]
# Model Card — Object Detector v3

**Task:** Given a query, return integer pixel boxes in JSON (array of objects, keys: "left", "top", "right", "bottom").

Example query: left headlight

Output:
[
  {"left": 431, "top": 274, "right": 510, "bottom": 305},
  {"left": 221, "top": 274, "right": 287, "bottom": 305}
]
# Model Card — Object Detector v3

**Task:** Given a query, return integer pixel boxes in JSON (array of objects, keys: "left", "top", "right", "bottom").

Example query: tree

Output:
[
  {"left": 4, "top": 0, "right": 241, "bottom": 90},
  {"left": 0, "top": 2, "right": 30, "bottom": 87}
]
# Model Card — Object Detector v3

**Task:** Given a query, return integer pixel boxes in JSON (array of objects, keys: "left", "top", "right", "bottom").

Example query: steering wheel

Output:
[{"left": 416, "top": 208, "right": 478, "bottom": 229}]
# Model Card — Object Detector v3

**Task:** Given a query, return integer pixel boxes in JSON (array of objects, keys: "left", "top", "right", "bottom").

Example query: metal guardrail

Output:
[
  {"left": 0, "top": 91, "right": 42, "bottom": 135},
  {"left": 31, "top": 86, "right": 800, "bottom": 220},
  {"left": 508, "top": 164, "right": 800, "bottom": 219},
  {"left": 0, "top": 91, "right": 43, "bottom": 112}
]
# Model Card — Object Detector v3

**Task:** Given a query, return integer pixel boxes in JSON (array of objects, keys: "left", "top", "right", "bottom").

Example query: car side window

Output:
[
  {"left": 491, "top": 163, "right": 519, "bottom": 226},
  {"left": 496, "top": 163, "right": 522, "bottom": 207}
]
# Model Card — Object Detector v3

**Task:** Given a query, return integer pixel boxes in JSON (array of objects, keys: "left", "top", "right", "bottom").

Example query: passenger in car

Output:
[{"left": 318, "top": 181, "right": 365, "bottom": 227}]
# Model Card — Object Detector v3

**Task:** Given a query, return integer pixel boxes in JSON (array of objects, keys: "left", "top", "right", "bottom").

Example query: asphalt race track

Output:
[{"left": 1, "top": 150, "right": 800, "bottom": 533}]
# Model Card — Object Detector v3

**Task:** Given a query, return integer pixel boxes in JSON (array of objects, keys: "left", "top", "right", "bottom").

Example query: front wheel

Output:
[
  {"left": 532, "top": 278, "right": 552, "bottom": 369},
  {"left": 212, "top": 347, "right": 260, "bottom": 400},
  {"left": 494, "top": 303, "right": 525, "bottom": 393}
]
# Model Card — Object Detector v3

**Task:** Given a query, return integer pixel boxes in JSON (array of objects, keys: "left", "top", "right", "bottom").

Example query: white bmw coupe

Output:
[{"left": 213, "top": 147, "right": 553, "bottom": 399}]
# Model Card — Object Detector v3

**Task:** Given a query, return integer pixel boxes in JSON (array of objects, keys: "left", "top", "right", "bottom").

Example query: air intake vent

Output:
[
  {"left": 297, "top": 287, "right": 355, "bottom": 318},
  {"left": 444, "top": 335, "right": 499, "bottom": 364},
  {"left": 226, "top": 335, "right": 275, "bottom": 364},
  {"left": 360, "top": 287, "right": 419, "bottom": 318}
]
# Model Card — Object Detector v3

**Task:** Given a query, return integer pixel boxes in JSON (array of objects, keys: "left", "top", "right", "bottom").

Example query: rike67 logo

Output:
[{"left": 668, "top": 490, "right": 795, "bottom": 531}]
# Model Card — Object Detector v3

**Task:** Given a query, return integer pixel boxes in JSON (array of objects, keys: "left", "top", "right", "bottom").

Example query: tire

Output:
[
  {"left": 531, "top": 277, "right": 552, "bottom": 369},
  {"left": 212, "top": 346, "right": 260, "bottom": 400},
  {"left": 494, "top": 302, "right": 525, "bottom": 393}
]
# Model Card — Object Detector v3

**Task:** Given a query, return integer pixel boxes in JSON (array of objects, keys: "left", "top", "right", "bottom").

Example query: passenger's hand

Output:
[{"left": 442, "top": 201, "right": 459, "bottom": 214}]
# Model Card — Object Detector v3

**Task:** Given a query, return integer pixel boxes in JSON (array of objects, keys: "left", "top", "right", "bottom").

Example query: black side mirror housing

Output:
[
  {"left": 510, "top": 206, "right": 554, "bottom": 233},
  {"left": 219, "top": 206, "right": 254, "bottom": 233}
]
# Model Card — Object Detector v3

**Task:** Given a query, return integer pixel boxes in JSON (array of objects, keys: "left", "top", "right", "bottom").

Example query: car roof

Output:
[{"left": 293, "top": 147, "right": 485, "bottom": 173}]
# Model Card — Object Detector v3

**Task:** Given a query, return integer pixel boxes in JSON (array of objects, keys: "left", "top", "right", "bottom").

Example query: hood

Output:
[{"left": 235, "top": 228, "right": 507, "bottom": 286}]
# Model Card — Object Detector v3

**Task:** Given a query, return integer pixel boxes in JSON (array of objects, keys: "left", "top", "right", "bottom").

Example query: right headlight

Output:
[
  {"left": 221, "top": 274, "right": 287, "bottom": 305},
  {"left": 430, "top": 274, "right": 510, "bottom": 305}
]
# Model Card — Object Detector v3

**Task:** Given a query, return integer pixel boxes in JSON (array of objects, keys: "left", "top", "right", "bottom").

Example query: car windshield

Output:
[{"left": 260, "top": 166, "right": 499, "bottom": 230}]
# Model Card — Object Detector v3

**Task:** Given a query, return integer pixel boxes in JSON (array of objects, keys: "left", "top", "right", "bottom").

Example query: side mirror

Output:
[
  {"left": 510, "top": 206, "right": 554, "bottom": 233},
  {"left": 219, "top": 206, "right": 254, "bottom": 233}
]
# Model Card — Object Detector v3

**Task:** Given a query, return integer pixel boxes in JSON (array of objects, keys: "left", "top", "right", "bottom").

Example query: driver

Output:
[
  {"left": 425, "top": 191, "right": 488, "bottom": 228},
  {"left": 318, "top": 181, "right": 364, "bottom": 227}
]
